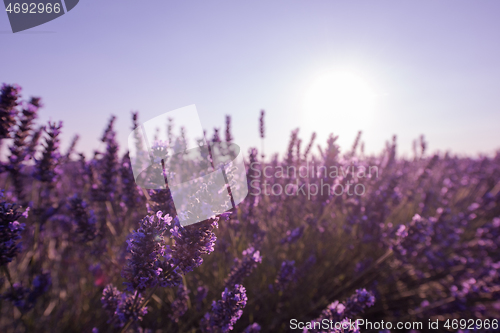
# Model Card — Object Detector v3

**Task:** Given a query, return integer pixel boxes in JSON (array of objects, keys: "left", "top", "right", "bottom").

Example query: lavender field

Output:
[{"left": 1, "top": 83, "right": 500, "bottom": 333}]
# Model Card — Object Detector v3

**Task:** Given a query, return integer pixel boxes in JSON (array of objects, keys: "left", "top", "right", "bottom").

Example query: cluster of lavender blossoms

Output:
[
  {"left": 274, "top": 260, "right": 297, "bottom": 292},
  {"left": 0, "top": 84, "right": 22, "bottom": 139},
  {"left": 33, "top": 121, "right": 62, "bottom": 184},
  {"left": 122, "top": 211, "right": 174, "bottom": 292},
  {"left": 2, "top": 271, "right": 52, "bottom": 314},
  {"left": 305, "top": 289, "right": 375, "bottom": 333},
  {"left": 0, "top": 192, "right": 26, "bottom": 267},
  {"left": 225, "top": 246, "right": 262, "bottom": 288},
  {"left": 201, "top": 284, "right": 248, "bottom": 333},
  {"left": 68, "top": 195, "right": 97, "bottom": 242},
  {"left": 168, "top": 281, "right": 190, "bottom": 322},
  {"left": 101, "top": 284, "right": 148, "bottom": 328},
  {"left": 169, "top": 217, "right": 219, "bottom": 274}
]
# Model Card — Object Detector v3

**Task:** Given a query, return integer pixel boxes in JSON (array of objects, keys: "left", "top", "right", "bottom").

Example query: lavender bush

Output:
[{"left": 0, "top": 83, "right": 500, "bottom": 332}]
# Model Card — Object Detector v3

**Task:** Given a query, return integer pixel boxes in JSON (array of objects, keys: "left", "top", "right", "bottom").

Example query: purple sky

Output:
[{"left": 1, "top": 0, "right": 500, "bottom": 159}]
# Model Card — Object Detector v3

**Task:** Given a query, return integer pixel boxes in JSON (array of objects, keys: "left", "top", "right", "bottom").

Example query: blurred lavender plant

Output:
[
  {"left": 0, "top": 84, "right": 21, "bottom": 139},
  {"left": 169, "top": 217, "right": 218, "bottom": 274},
  {"left": 33, "top": 121, "right": 62, "bottom": 184},
  {"left": 122, "top": 211, "right": 173, "bottom": 292},
  {"left": 0, "top": 192, "right": 26, "bottom": 267},
  {"left": 201, "top": 284, "right": 248, "bottom": 333},
  {"left": 68, "top": 195, "right": 97, "bottom": 242},
  {"left": 2, "top": 271, "right": 51, "bottom": 314},
  {"left": 274, "top": 260, "right": 297, "bottom": 292},
  {"left": 305, "top": 289, "right": 375, "bottom": 333},
  {"left": 244, "top": 323, "right": 262, "bottom": 333},
  {"left": 168, "top": 280, "right": 190, "bottom": 323},
  {"left": 101, "top": 284, "right": 148, "bottom": 328},
  {"left": 224, "top": 246, "right": 262, "bottom": 288},
  {"left": 5, "top": 97, "right": 41, "bottom": 201}
]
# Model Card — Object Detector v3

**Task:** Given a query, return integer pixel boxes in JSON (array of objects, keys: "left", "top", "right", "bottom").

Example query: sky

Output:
[{"left": 1, "top": 0, "right": 500, "bottom": 160}]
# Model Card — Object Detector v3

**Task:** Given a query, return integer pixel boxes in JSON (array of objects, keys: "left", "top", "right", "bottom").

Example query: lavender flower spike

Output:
[
  {"left": 344, "top": 288, "right": 376, "bottom": 316},
  {"left": 122, "top": 211, "right": 173, "bottom": 292},
  {"left": 201, "top": 284, "right": 248, "bottom": 333},
  {"left": 168, "top": 280, "right": 190, "bottom": 323},
  {"left": 274, "top": 260, "right": 297, "bottom": 292},
  {"left": 305, "top": 289, "right": 375, "bottom": 333},
  {"left": 0, "top": 83, "right": 21, "bottom": 139},
  {"left": 68, "top": 195, "right": 97, "bottom": 242},
  {"left": 0, "top": 192, "right": 26, "bottom": 267},
  {"left": 101, "top": 284, "right": 148, "bottom": 328},
  {"left": 243, "top": 323, "right": 261, "bottom": 333},
  {"left": 33, "top": 121, "right": 62, "bottom": 183},
  {"left": 2, "top": 271, "right": 51, "bottom": 313},
  {"left": 225, "top": 246, "right": 262, "bottom": 288},
  {"left": 169, "top": 217, "right": 218, "bottom": 274}
]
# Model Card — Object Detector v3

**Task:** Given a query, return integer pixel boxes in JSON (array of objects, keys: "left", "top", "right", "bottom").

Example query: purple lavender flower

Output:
[
  {"left": 33, "top": 121, "right": 62, "bottom": 184},
  {"left": 68, "top": 195, "right": 97, "bottom": 242},
  {"left": 169, "top": 217, "right": 218, "bottom": 274},
  {"left": 2, "top": 283, "right": 30, "bottom": 311},
  {"left": 29, "top": 271, "right": 52, "bottom": 300},
  {"left": 280, "top": 226, "right": 304, "bottom": 244},
  {"left": 0, "top": 83, "right": 21, "bottom": 139},
  {"left": 201, "top": 284, "right": 247, "bottom": 333},
  {"left": 344, "top": 288, "right": 376, "bottom": 316},
  {"left": 120, "top": 152, "right": 142, "bottom": 209},
  {"left": 296, "top": 138, "right": 302, "bottom": 163},
  {"left": 306, "top": 289, "right": 375, "bottom": 333},
  {"left": 6, "top": 97, "right": 40, "bottom": 201},
  {"left": 169, "top": 281, "right": 190, "bottom": 323},
  {"left": 286, "top": 129, "right": 299, "bottom": 165},
  {"left": 392, "top": 214, "right": 433, "bottom": 259},
  {"left": 297, "top": 254, "right": 317, "bottom": 279},
  {"left": 259, "top": 110, "right": 265, "bottom": 139},
  {"left": 350, "top": 131, "right": 362, "bottom": 157},
  {"left": 101, "top": 284, "right": 148, "bottom": 328},
  {"left": 0, "top": 193, "right": 26, "bottom": 267},
  {"left": 2, "top": 271, "right": 51, "bottom": 313},
  {"left": 274, "top": 260, "right": 297, "bottom": 292},
  {"left": 122, "top": 211, "right": 173, "bottom": 292},
  {"left": 147, "top": 188, "right": 176, "bottom": 217},
  {"left": 25, "top": 125, "right": 44, "bottom": 161},
  {"left": 259, "top": 110, "right": 265, "bottom": 158},
  {"left": 212, "top": 128, "right": 221, "bottom": 143},
  {"left": 225, "top": 246, "right": 262, "bottom": 288},
  {"left": 116, "top": 292, "right": 148, "bottom": 327},
  {"left": 196, "top": 285, "right": 209, "bottom": 311},
  {"left": 323, "top": 133, "right": 340, "bottom": 167},
  {"left": 97, "top": 116, "right": 119, "bottom": 200},
  {"left": 101, "top": 284, "right": 122, "bottom": 320},
  {"left": 243, "top": 323, "right": 261, "bottom": 333},
  {"left": 225, "top": 115, "right": 233, "bottom": 142},
  {"left": 303, "top": 132, "right": 317, "bottom": 160}
]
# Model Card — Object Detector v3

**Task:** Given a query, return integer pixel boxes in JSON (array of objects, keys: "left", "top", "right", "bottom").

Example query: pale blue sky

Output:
[{"left": 1, "top": 0, "right": 499, "bottom": 159}]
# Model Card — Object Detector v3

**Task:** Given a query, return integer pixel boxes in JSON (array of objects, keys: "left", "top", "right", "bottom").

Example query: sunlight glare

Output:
[{"left": 302, "top": 70, "right": 378, "bottom": 143}]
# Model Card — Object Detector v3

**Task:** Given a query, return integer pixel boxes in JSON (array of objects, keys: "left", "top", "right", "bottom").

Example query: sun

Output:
[{"left": 302, "top": 70, "right": 377, "bottom": 141}]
